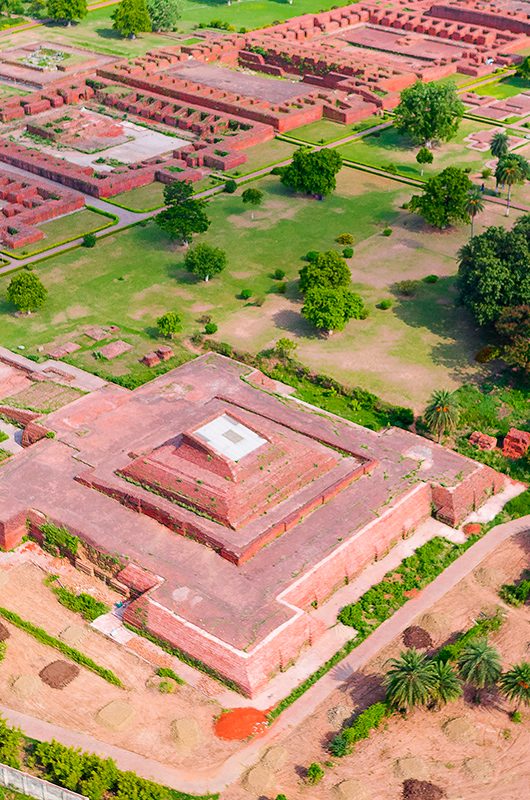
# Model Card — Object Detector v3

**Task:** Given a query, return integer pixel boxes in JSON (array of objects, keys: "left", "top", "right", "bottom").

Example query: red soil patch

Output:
[
  {"left": 463, "top": 523, "right": 482, "bottom": 537},
  {"left": 403, "top": 779, "right": 445, "bottom": 800},
  {"left": 214, "top": 707, "right": 269, "bottom": 740},
  {"left": 403, "top": 588, "right": 421, "bottom": 599},
  {"left": 0, "top": 623, "right": 9, "bottom": 642}
]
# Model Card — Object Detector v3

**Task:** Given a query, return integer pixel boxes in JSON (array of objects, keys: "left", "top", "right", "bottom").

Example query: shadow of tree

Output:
[{"left": 271, "top": 308, "right": 318, "bottom": 339}]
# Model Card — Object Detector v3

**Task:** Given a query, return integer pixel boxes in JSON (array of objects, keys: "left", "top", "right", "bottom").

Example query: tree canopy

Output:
[
  {"left": 157, "top": 311, "right": 181, "bottom": 339},
  {"left": 7, "top": 271, "right": 47, "bottom": 313},
  {"left": 47, "top": 0, "right": 87, "bottom": 23},
  {"left": 241, "top": 188, "right": 263, "bottom": 208},
  {"left": 394, "top": 81, "right": 464, "bottom": 145},
  {"left": 155, "top": 180, "right": 210, "bottom": 244},
  {"left": 112, "top": 0, "right": 151, "bottom": 37},
  {"left": 457, "top": 639, "right": 502, "bottom": 690},
  {"left": 495, "top": 305, "right": 530, "bottom": 375},
  {"left": 458, "top": 217, "right": 530, "bottom": 325},
  {"left": 299, "top": 250, "right": 350, "bottom": 294},
  {"left": 517, "top": 55, "right": 530, "bottom": 80},
  {"left": 490, "top": 131, "right": 509, "bottom": 161},
  {"left": 495, "top": 154, "right": 529, "bottom": 215},
  {"left": 184, "top": 243, "right": 227, "bottom": 281},
  {"left": 384, "top": 649, "right": 437, "bottom": 711},
  {"left": 409, "top": 167, "right": 472, "bottom": 229},
  {"left": 145, "top": 0, "right": 180, "bottom": 31},
  {"left": 301, "top": 286, "right": 365, "bottom": 334},
  {"left": 281, "top": 147, "right": 342, "bottom": 198},
  {"left": 499, "top": 662, "right": 530, "bottom": 708}
]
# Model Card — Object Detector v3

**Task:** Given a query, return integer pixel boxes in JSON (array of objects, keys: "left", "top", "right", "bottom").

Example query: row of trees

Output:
[{"left": 44, "top": 0, "right": 181, "bottom": 36}]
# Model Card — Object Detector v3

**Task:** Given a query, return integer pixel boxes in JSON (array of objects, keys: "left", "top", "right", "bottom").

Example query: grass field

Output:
[
  {"left": 107, "top": 176, "right": 224, "bottom": 212},
  {"left": 0, "top": 81, "right": 29, "bottom": 99},
  {"left": 1, "top": 208, "right": 116, "bottom": 257},
  {"left": 472, "top": 74, "right": 530, "bottom": 100},
  {"left": 224, "top": 137, "right": 301, "bottom": 176},
  {"left": 336, "top": 119, "right": 501, "bottom": 181},
  {"left": 0, "top": 167, "right": 508, "bottom": 407}
]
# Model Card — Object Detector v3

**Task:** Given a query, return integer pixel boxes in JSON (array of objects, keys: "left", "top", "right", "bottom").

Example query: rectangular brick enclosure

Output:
[{"left": 0, "top": 353, "right": 506, "bottom": 696}]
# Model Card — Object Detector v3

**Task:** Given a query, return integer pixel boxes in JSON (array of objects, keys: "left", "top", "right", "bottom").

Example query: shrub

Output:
[
  {"left": 336, "top": 233, "right": 354, "bottom": 245},
  {"left": 482, "top": 167, "right": 493, "bottom": 179},
  {"left": 511, "top": 710, "right": 522, "bottom": 723},
  {"left": 239, "top": 289, "right": 252, "bottom": 300},
  {"left": 270, "top": 166, "right": 285, "bottom": 176},
  {"left": 224, "top": 179, "right": 237, "bottom": 194},
  {"left": 0, "top": 642, "right": 5, "bottom": 662},
  {"left": 0, "top": 716, "right": 22, "bottom": 769},
  {"left": 395, "top": 279, "right": 418, "bottom": 297},
  {"left": 156, "top": 666, "right": 185, "bottom": 685},
  {"left": 82, "top": 233, "right": 97, "bottom": 248},
  {"left": 382, "top": 227, "right": 393, "bottom": 236},
  {"left": 204, "top": 322, "right": 218, "bottom": 335},
  {"left": 306, "top": 763, "right": 324, "bottom": 785},
  {"left": 305, "top": 250, "right": 319, "bottom": 262},
  {"left": 330, "top": 701, "right": 388, "bottom": 756},
  {"left": 40, "top": 522, "right": 79, "bottom": 558},
  {"left": 273, "top": 268, "right": 286, "bottom": 280},
  {"left": 276, "top": 281, "right": 287, "bottom": 294},
  {"left": 254, "top": 295, "right": 265, "bottom": 307},
  {"left": 499, "top": 574, "right": 530, "bottom": 607},
  {"left": 377, "top": 299, "right": 393, "bottom": 310},
  {"left": 158, "top": 679, "right": 175, "bottom": 694},
  {"left": 342, "top": 246, "right": 354, "bottom": 258},
  {"left": 423, "top": 274, "right": 439, "bottom": 283},
  {"left": 46, "top": 578, "right": 109, "bottom": 622}
]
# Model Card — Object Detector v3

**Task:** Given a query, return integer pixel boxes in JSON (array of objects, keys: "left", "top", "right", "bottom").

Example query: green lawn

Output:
[
  {"left": 472, "top": 74, "right": 530, "bottom": 100},
  {"left": 224, "top": 138, "right": 301, "bottom": 176},
  {"left": 288, "top": 118, "right": 352, "bottom": 145},
  {"left": 0, "top": 81, "right": 29, "bottom": 99},
  {"left": 107, "top": 176, "right": 224, "bottom": 212},
  {"left": 336, "top": 120, "right": 496, "bottom": 181},
  {"left": 1, "top": 208, "right": 116, "bottom": 257}
]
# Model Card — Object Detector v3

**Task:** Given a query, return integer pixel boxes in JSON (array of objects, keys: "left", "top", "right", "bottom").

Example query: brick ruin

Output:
[
  {"left": 0, "top": 0, "right": 527, "bottom": 201},
  {"left": 0, "top": 352, "right": 507, "bottom": 695}
]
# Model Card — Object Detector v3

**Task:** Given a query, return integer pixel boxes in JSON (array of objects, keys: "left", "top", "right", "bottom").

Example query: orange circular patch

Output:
[
  {"left": 214, "top": 707, "right": 269, "bottom": 740},
  {"left": 463, "top": 523, "right": 482, "bottom": 536}
]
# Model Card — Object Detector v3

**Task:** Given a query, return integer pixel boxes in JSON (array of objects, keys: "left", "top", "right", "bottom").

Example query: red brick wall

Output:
[{"left": 432, "top": 463, "right": 505, "bottom": 526}]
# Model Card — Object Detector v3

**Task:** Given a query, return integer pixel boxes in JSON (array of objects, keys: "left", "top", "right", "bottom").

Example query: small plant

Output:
[
  {"left": 305, "top": 250, "right": 319, "bottom": 262},
  {"left": 481, "top": 167, "right": 493, "bottom": 179},
  {"left": 273, "top": 268, "right": 286, "bottom": 280},
  {"left": 511, "top": 710, "right": 523, "bottom": 723},
  {"left": 306, "top": 762, "right": 324, "bottom": 785},
  {"left": 0, "top": 641, "right": 6, "bottom": 662},
  {"left": 377, "top": 299, "right": 393, "bottom": 310},
  {"left": 423, "top": 274, "right": 439, "bottom": 283},
  {"left": 336, "top": 233, "right": 354, "bottom": 245},
  {"left": 158, "top": 679, "right": 176, "bottom": 694},
  {"left": 342, "top": 246, "right": 354, "bottom": 258},
  {"left": 204, "top": 322, "right": 218, "bottom": 335},
  {"left": 395, "top": 279, "right": 418, "bottom": 297},
  {"left": 254, "top": 295, "right": 265, "bottom": 307},
  {"left": 82, "top": 233, "right": 96, "bottom": 248},
  {"left": 224, "top": 179, "right": 237, "bottom": 193},
  {"left": 382, "top": 227, "right": 393, "bottom": 236},
  {"left": 239, "top": 289, "right": 252, "bottom": 300},
  {"left": 156, "top": 666, "right": 184, "bottom": 685},
  {"left": 276, "top": 281, "right": 287, "bottom": 294}
]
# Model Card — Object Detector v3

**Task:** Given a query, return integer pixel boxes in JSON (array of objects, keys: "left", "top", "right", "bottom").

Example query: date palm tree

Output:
[
  {"left": 499, "top": 662, "right": 530, "bottom": 708},
  {"left": 490, "top": 131, "right": 509, "bottom": 161},
  {"left": 384, "top": 649, "right": 437, "bottom": 712},
  {"left": 495, "top": 156, "right": 526, "bottom": 216},
  {"left": 430, "top": 660, "right": 462, "bottom": 709},
  {"left": 458, "top": 639, "right": 502, "bottom": 700},
  {"left": 424, "top": 389, "right": 460, "bottom": 442},
  {"left": 466, "top": 188, "right": 484, "bottom": 238}
]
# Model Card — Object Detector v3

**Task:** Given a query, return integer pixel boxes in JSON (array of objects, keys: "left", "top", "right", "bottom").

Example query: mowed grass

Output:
[
  {"left": 224, "top": 138, "right": 301, "bottom": 176},
  {"left": 1, "top": 208, "right": 115, "bottom": 257},
  {"left": 0, "top": 81, "right": 29, "bottom": 98},
  {"left": 473, "top": 74, "right": 530, "bottom": 100},
  {"left": 0, "top": 167, "right": 503, "bottom": 407},
  {"left": 336, "top": 120, "right": 497, "bottom": 181}
]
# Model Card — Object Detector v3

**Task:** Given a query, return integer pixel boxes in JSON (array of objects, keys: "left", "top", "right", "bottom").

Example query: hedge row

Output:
[
  {"left": 0, "top": 607, "right": 122, "bottom": 687},
  {"left": 329, "top": 702, "right": 389, "bottom": 756}
]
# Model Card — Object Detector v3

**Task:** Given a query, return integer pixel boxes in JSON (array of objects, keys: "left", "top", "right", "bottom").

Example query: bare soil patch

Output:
[
  {"left": 402, "top": 626, "right": 433, "bottom": 649},
  {"left": 39, "top": 660, "right": 79, "bottom": 689},
  {"left": 0, "top": 622, "right": 10, "bottom": 641}
]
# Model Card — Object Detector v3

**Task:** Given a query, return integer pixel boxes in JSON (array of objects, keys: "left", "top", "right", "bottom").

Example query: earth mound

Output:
[
  {"left": 403, "top": 779, "right": 445, "bottom": 800},
  {"left": 403, "top": 626, "right": 433, "bottom": 649},
  {"left": 39, "top": 660, "right": 79, "bottom": 689}
]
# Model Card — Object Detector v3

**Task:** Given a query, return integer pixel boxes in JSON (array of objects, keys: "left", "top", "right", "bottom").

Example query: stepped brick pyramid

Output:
[{"left": 0, "top": 353, "right": 506, "bottom": 695}]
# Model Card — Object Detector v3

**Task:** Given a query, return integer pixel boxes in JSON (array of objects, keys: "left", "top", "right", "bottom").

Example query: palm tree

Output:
[
  {"left": 490, "top": 131, "right": 509, "bottom": 161},
  {"left": 424, "top": 389, "right": 460, "bottom": 442},
  {"left": 430, "top": 660, "right": 462, "bottom": 709},
  {"left": 458, "top": 638, "right": 502, "bottom": 700},
  {"left": 495, "top": 156, "right": 526, "bottom": 216},
  {"left": 466, "top": 188, "right": 484, "bottom": 237},
  {"left": 384, "top": 649, "right": 437, "bottom": 711},
  {"left": 499, "top": 662, "right": 530, "bottom": 708}
]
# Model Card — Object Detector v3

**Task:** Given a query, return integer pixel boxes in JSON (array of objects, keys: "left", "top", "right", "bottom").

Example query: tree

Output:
[
  {"left": 516, "top": 55, "right": 530, "bottom": 80},
  {"left": 299, "top": 250, "right": 350, "bottom": 294},
  {"left": 384, "top": 649, "right": 437, "bottom": 712},
  {"left": 457, "top": 639, "right": 502, "bottom": 699},
  {"left": 458, "top": 222, "right": 530, "bottom": 325},
  {"left": 496, "top": 305, "right": 530, "bottom": 375},
  {"left": 466, "top": 187, "right": 485, "bottom": 238},
  {"left": 394, "top": 81, "right": 464, "bottom": 145},
  {"left": 241, "top": 188, "right": 263, "bottom": 219},
  {"left": 281, "top": 147, "right": 342, "bottom": 199},
  {"left": 409, "top": 168, "right": 472, "bottom": 229},
  {"left": 416, "top": 146, "right": 433, "bottom": 176},
  {"left": 184, "top": 243, "right": 226, "bottom": 282},
  {"left": 112, "top": 0, "right": 151, "bottom": 38},
  {"left": 146, "top": 0, "right": 180, "bottom": 31},
  {"left": 429, "top": 661, "right": 462, "bottom": 709},
  {"left": 47, "top": 0, "right": 87, "bottom": 24},
  {"left": 423, "top": 389, "right": 460, "bottom": 441},
  {"left": 495, "top": 155, "right": 528, "bottom": 216},
  {"left": 7, "top": 271, "right": 47, "bottom": 313},
  {"left": 157, "top": 311, "right": 181, "bottom": 339},
  {"left": 490, "top": 131, "right": 509, "bottom": 162},
  {"left": 274, "top": 338, "right": 297, "bottom": 360},
  {"left": 499, "top": 662, "right": 530, "bottom": 708},
  {"left": 302, "top": 286, "right": 365, "bottom": 335},
  {"left": 155, "top": 180, "right": 210, "bottom": 245}
]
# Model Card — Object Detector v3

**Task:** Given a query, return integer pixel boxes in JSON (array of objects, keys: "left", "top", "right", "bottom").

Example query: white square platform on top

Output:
[{"left": 194, "top": 414, "right": 267, "bottom": 462}]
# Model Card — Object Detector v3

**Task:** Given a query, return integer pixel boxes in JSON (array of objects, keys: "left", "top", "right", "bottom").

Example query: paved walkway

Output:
[{"left": 1, "top": 511, "right": 527, "bottom": 795}]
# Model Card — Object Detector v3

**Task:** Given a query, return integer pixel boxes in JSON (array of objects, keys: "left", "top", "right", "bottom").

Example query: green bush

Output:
[
  {"left": 499, "top": 574, "right": 530, "bottom": 607},
  {"left": 395, "top": 279, "right": 418, "bottom": 296},
  {"left": 0, "top": 716, "right": 22, "bottom": 769},
  {"left": 382, "top": 227, "right": 393, "bottom": 236},
  {"left": 82, "top": 233, "right": 97, "bottom": 248},
  {"left": 46, "top": 579, "right": 109, "bottom": 622},
  {"left": 306, "top": 763, "right": 324, "bottom": 785},
  {"left": 305, "top": 250, "right": 319, "bottom": 262},
  {"left": 156, "top": 666, "right": 185, "bottom": 685},
  {"left": 204, "top": 322, "right": 218, "bottom": 335},
  {"left": 342, "top": 246, "right": 354, "bottom": 258},
  {"left": 336, "top": 233, "right": 354, "bottom": 245},
  {"left": 436, "top": 610, "right": 504, "bottom": 664},
  {"left": 239, "top": 289, "right": 252, "bottom": 300},
  {"left": 224, "top": 179, "right": 237, "bottom": 194},
  {"left": 273, "top": 268, "right": 286, "bottom": 280},
  {"left": 276, "top": 281, "right": 287, "bottom": 294},
  {"left": 0, "top": 607, "right": 121, "bottom": 686},
  {"left": 377, "top": 299, "right": 393, "bottom": 310},
  {"left": 423, "top": 274, "right": 439, "bottom": 283},
  {"left": 330, "top": 702, "right": 388, "bottom": 756}
]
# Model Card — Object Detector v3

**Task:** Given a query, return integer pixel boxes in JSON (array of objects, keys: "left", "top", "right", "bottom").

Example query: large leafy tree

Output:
[
  {"left": 302, "top": 286, "right": 365, "bottom": 334},
  {"left": 281, "top": 147, "right": 342, "bottom": 199},
  {"left": 299, "top": 250, "right": 350, "bottom": 294},
  {"left": 495, "top": 154, "right": 528, "bottom": 216},
  {"left": 423, "top": 389, "right": 460, "bottom": 441},
  {"left": 394, "top": 81, "right": 464, "bottom": 145},
  {"left": 457, "top": 221, "right": 530, "bottom": 325},
  {"left": 496, "top": 305, "right": 530, "bottom": 375},
  {"left": 384, "top": 649, "right": 437, "bottom": 712},
  {"left": 241, "top": 188, "right": 263, "bottom": 219},
  {"left": 517, "top": 55, "right": 530, "bottom": 80},
  {"left": 7, "top": 271, "right": 47, "bottom": 313},
  {"left": 146, "top": 0, "right": 181, "bottom": 31},
  {"left": 112, "top": 0, "right": 151, "bottom": 38},
  {"left": 457, "top": 639, "right": 502, "bottom": 697},
  {"left": 409, "top": 167, "right": 472, "bottom": 229},
  {"left": 47, "top": 0, "right": 87, "bottom": 24},
  {"left": 184, "top": 243, "right": 226, "bottom": 282},
  {"left": 157, "top": 311, "right": 181, "bottom": 339},
  {"left": 155, "top": 180, "right": 210, "bottom": 244},
  {"left": 499, "top": 662, "right": 530, "bottom": 708}
]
